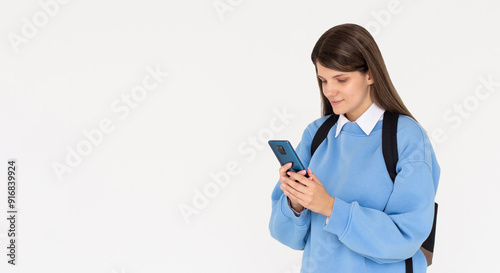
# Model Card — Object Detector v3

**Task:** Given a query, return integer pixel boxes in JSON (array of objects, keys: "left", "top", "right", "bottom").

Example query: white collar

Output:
[{"left": 335, "top": 103, "right": 385, "bottom": 138}]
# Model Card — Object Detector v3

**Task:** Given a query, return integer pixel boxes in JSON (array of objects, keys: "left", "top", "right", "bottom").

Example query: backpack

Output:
[{"left": 310, "top": 111, "right": 438, "bottom": 273}]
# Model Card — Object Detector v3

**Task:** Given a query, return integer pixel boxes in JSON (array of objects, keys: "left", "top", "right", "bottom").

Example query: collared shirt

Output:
[{"left": 335, "top": 103, "right": 386, "bottom": 138}]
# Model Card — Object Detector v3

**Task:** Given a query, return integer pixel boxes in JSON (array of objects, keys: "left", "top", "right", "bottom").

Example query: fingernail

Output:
[{"left": 287, "top": 172, "right": 291, "bottom": 176}]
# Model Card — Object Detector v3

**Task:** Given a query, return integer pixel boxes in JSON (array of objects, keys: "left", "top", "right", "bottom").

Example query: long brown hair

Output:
[{"left": 311, "top": 23, "right": 416, "bottom": 122}]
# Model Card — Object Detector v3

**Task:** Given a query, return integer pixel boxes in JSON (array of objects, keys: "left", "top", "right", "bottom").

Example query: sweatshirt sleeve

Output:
[
  {"left": 269, "top": 121, "right": 317, "bottom": 250},
  {"left": 323, "top": 117, "right": 440, "bottom": 264}
]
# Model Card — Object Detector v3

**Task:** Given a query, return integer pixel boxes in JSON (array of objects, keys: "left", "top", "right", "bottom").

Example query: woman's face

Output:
[{"left": 316, "top": 62, "right": 374, "bottom": 121}]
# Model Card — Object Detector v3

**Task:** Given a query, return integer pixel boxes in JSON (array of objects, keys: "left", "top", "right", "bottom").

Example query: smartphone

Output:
[{"left": 268, "top": 140, "right": 306, "bottom": 173}]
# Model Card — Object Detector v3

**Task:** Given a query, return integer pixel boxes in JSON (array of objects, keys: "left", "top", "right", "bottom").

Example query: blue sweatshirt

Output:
[{"left": 269, "top": 114, "right": 440, "bottom": 273}]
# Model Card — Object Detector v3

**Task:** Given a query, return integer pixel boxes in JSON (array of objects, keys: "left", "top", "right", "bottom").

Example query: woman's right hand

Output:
[{"left": 279, "top": 163, "right": 305, "bottom": 213}]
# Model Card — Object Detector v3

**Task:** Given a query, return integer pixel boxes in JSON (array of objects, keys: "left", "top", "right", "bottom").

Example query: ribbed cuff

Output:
[
  {"left": 280, "top": 195, "right": 309, "bottom": 227},
  {"left": 323, "top": 197, "right": 353, "bottom": 239}
]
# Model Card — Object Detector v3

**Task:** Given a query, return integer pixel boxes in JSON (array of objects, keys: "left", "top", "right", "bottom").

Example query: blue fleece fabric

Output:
[{"left": 269, "top": 115, "right": 440, "bottom": 273}]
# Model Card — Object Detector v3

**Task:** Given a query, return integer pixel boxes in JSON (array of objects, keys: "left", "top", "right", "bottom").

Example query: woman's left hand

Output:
[{"left": 281, "top": 167, "right": 335, "bottom": 217}]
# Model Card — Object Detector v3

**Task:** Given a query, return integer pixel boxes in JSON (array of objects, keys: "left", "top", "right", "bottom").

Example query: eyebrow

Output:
[{"left": 317, "top": 74, "right": 348, "bottom": 79}]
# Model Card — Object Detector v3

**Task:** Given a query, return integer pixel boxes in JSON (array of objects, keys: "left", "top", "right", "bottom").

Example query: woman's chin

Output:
[{"left": 332, "top": 107, "right": 345, "bottom": 116}]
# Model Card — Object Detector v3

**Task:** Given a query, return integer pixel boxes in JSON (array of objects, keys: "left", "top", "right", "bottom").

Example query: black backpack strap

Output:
[
  {"left": 310, "top": 114, "right": 339, "bottom": 157},
  {"left": 405, "top": 259, "right": 413, "bottom": 272},
  {"left": 382, "top": 112, "right": 439, "bottom": 270},
  {"left": 382, "top": 112, "right": 415, "bottom": 273},
  {"left": 382, "top": 111, "right": 399, "bottom": 182}
]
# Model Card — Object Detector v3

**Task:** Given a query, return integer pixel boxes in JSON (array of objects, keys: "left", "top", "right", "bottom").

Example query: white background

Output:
[{"left": 1, "top": 0, "right": 499, "bottom": 272}]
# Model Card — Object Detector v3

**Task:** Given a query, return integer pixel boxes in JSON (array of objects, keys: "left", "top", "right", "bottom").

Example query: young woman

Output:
[{"left": 269, "top": 23, "right": 440, "bottom": 273}]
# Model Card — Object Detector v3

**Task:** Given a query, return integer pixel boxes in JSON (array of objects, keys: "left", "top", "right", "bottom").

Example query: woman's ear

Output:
[{"left": 366, "top": 70, "right": 374, "bottom": 85}]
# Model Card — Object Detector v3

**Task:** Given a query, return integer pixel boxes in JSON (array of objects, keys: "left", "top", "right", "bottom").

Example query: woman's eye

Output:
[{"left": 338, "top": 79, "right": 347, "bottom": 83}]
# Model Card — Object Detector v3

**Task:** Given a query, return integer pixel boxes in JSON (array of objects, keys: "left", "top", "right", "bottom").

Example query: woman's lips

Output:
[{"left": 331, "top": 100, "right": 343, "bottom": 106}]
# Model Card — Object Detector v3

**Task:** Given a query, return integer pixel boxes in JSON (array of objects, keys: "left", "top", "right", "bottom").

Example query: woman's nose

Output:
[{"left": 323, "top": 82, "right": 338, "bottom": 97}]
